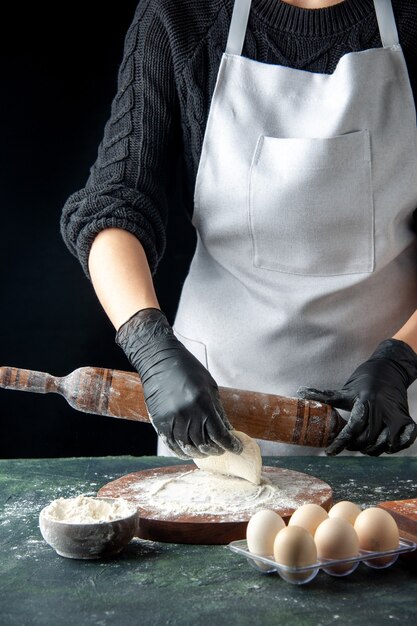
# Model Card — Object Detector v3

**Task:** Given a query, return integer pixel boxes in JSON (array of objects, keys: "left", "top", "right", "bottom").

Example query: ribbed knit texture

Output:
[{"left": 60, "top": 0, "right": 417, "bottom": 277}]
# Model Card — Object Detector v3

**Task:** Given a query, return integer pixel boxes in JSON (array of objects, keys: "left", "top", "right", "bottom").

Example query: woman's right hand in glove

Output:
[{"left": 116, "top": 308, "right": 242, "bottom": 459}]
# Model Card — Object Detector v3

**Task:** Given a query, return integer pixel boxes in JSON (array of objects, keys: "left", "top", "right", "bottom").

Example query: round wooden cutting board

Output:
[{"left": 98, "top": 465, "right": 333, "bottom": 544}]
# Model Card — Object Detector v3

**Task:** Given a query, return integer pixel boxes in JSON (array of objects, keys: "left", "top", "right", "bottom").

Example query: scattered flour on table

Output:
[
  {"left": 126, "top": 468, "right": 327, "bottom": 520},
  {"left": 42, "top": 495, "right": 136, "bottom": 523}
]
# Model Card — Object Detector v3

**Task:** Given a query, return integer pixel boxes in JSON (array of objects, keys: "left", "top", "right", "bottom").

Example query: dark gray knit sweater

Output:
[{"left": 60, "top": 0, "right": 417, "bottom": 277}]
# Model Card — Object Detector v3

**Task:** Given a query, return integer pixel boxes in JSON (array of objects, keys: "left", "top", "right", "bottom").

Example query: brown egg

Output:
[
  {"left": 273, "top": 525, "right": 317, "bottom": 582},
  {"left": 314, "top": 517, "right": 359, "bottom": 574},
  {"left": 354, "top": 507, "right": 399, "bottom": 566},
  {"left": 288, "top": 503, "right": 328, "bottom": 536},
  {"left": 246, "top": 509, "right": 285, "bottom": 556},
  {"left": 328, "top": 501, "right": 361, "bottom": 525}
]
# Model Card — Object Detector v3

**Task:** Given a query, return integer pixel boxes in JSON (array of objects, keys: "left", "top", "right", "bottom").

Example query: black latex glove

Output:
[
  {"left": 298, "top": 339, "right": 417, "bottom": 456},
  {"left": 115, "top": 308, "right": 242, "bottom": 459}
]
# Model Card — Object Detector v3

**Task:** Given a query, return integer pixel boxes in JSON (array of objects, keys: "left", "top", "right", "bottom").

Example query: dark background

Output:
[{"left": 0, "top": 2, "right": 195, "bottom": 458}]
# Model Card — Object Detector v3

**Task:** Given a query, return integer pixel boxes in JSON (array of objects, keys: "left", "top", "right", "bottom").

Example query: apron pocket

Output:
[
  {"left": 248, "top": 130, "right": 374, "bottom": 275},
  {"left": 173, "top": 328, "right": 209, "bottom": 369}
]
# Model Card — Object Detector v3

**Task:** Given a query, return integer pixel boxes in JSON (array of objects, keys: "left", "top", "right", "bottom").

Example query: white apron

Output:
[{"left": 161, "top": 0, "right": 417, "bottom": 456}]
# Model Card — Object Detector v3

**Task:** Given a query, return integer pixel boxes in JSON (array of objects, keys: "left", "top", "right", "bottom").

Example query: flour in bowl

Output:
[{"left": 43, "top": 495, "right": 136, "bottom": 523}]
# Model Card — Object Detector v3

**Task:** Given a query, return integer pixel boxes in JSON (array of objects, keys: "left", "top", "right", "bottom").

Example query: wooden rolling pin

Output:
[{"left": 0, "top": 366, "right": 344, "bottom": 447}]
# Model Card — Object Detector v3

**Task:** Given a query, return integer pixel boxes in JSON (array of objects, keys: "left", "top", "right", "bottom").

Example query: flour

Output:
[
  {"left": 42, "top": 495, "right": 136, "bottom": 524},
  {"left": 122, "top": 467, "right": 330, "bottom": 521}
]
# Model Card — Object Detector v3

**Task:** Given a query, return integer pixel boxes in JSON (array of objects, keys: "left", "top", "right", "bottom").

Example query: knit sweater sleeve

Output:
[{"left": 60, "top": 0, "right": 179, "bottom": 277}]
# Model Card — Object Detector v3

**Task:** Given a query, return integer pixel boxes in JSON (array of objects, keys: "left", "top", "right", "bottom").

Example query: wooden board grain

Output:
[
  {"left": 378, "top": 498, "right": 417, "bottom": 559},
  {"left": 98, "top": 465, "right": 333, "bottom": 544}
]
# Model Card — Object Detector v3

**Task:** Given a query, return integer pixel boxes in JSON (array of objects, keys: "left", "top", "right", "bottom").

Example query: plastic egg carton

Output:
[{"left": 227, "top": 537, "right": 416, "bottom": 585}]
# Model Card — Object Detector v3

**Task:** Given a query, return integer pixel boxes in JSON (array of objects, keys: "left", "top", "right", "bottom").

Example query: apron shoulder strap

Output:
[
  {"left": 225, "top": 0, "right": 252, "bottom": 56},
  {"left": 225, "top": 0, "right": 400, "bottom": 56},
  {"left": 373, "top": 0, "right": 399, "bottom": 47}
]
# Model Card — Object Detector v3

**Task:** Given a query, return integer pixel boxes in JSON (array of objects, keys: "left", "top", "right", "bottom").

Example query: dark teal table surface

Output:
[{"left": 1, "top": 455, "right": 417, "bottom": 626}]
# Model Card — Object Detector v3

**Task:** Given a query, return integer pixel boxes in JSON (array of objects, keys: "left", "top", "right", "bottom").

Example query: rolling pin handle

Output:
[{"left": 0, "top": 366, "right": 59, "bottom": 394}]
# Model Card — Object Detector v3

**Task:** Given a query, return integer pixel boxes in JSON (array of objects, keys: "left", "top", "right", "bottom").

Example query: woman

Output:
[{"left": 61, "top": 0, "right": 417, "bottom": 459}]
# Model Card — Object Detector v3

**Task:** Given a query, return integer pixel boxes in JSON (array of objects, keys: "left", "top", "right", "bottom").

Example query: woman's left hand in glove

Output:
[{"left": 297, "top": 338, "right": 417, "bottom": 456}]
